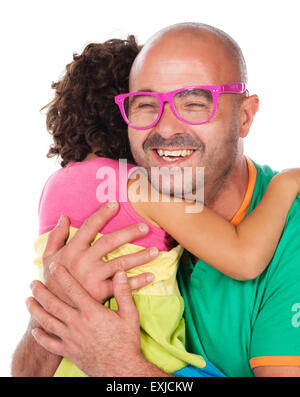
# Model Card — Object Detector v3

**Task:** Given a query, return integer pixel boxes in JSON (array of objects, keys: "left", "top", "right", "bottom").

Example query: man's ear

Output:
[{"left": 239, "top": 94, "right": 259, "bottom": 138}]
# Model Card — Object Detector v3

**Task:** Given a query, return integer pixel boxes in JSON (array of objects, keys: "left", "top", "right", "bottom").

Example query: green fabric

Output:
[{"left": 177, "top": 159, "right": 300, "bottom": 377}]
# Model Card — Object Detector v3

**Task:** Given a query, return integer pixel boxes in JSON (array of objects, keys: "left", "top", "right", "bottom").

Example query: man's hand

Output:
[
  {"left": 26, "top": 263, "right": 169, "bottom": 377},
  {"left": 43, "top": 201, "right": 157, "bottom": 304},
  {"left": 11, "top": 203, "right": 158, "bottom": 377}
]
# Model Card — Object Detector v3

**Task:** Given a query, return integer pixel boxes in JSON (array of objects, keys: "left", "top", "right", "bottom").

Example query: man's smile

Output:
[{"left": 149, "top": 147, "right": 197, "bottom": 165}]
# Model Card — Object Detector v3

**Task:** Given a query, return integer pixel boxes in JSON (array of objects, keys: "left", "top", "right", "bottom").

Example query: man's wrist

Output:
[
  {"left": 92, "top": 353, "right": 171, "bottom": 377},
  {"left": 11, "top": 317, "right": 62, "bottom": 377},
  {"left": 131, "top": 355, "right": 172, "bottom": 377}
]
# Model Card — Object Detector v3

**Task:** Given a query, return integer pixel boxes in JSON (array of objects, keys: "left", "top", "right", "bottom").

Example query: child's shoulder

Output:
[
  {"left": 44, "top": 157, "right": 136, "bottom": 188},
  {"left": 66, "top": 156, "right": 122, "bottom": 170},
  {"left": 38, "top": 157, "right": 137, "bottom": 235}
]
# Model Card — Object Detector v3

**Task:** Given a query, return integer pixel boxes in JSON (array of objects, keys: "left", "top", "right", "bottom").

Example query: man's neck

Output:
[
  {"left": 206, "top": 155, "right": 249, "bottom": 223},
  {"left": 189, "top": 155, "right": 249, "bottom": 265}
]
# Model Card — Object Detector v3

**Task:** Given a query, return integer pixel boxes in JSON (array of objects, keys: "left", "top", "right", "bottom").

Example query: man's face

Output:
[{"left": 128, "top": 32, "right": 243, "bottom": 203}]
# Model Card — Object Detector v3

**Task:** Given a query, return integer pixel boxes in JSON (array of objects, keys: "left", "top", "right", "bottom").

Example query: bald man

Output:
[{"left": 12, "top": 23, "right": 300, "bottom": 377}]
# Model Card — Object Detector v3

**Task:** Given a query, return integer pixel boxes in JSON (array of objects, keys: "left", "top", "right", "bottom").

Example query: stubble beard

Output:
[
  {"left": 130, "top": 124, "right": 240, "bottom": 205},
  {"left": 202, "top": 129, "right": 240, "bottom": 208}
]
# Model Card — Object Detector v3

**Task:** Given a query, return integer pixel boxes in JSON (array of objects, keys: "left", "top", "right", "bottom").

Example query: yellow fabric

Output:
[{"left": 34, "top": 227, "right": 206, "bottom": 376}]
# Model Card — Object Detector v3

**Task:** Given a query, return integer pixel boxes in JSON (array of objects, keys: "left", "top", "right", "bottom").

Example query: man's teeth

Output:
[
  {"left": 162, "top": 156, "right": 180, "bottom": 162},
  {"left": 156, "top": 149, "right": 194, "bottom": 159}
]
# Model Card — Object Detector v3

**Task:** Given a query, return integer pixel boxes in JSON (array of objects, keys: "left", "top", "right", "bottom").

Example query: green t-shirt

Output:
[{"left": 177, "top": 160, "right": 300, "bottom": 377}]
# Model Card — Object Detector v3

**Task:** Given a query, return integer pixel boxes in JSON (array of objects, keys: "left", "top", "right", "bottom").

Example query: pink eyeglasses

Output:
[{"left": 115, "top": 83, "right": 247, "bottom": 130}]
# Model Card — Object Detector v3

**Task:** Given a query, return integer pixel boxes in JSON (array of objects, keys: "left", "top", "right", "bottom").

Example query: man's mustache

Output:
[{"left": 143, "top": 133, "right": 205, "bottom": 152}]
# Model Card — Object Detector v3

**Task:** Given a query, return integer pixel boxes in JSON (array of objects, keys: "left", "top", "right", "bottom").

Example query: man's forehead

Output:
[
  {"left": 129, "top": 53, "right": 235, "bottom": 92},
  {"left": 132, "top": 38, "right": 224, "bottom": 70},
  {"left": 129, "top": 25, "right": 247, "bottom": 90}
]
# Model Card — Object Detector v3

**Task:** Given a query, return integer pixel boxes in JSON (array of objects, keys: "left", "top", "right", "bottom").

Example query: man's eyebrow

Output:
[
  {"left": 132, "top": 88, "right": 154, "bottom": 93},
  {"left": 128, "top": 89, "right": 156, "bottom": 106}
]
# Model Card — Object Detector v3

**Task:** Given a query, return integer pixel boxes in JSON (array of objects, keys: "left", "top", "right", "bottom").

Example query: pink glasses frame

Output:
[{"left": 115, "top": 83, "right": 247, "bottom": 130}]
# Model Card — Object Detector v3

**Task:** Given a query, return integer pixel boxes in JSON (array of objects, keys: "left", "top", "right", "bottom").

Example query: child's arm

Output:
[{"left": 132, "top": 168, "right": 300, "bottom": 281}]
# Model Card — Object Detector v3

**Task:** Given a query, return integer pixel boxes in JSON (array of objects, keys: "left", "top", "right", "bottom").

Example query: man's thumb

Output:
[{"left": 43, "top": 215, "right": 70, "bottom": 260}]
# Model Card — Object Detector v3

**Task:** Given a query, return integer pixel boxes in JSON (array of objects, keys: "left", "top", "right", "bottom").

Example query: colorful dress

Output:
[{"left": 34, "top": 157, "right": 225, "bottom": 377}]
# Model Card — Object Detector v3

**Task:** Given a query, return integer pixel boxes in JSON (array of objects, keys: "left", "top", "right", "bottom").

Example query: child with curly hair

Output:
[{"left": 34, "top": 36, "right": 300, "bottom": 377}]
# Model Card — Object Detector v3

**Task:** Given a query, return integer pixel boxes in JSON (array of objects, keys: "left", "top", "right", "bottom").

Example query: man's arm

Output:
[
  {"left": 249, "top": 202, "right": 300, "bottom": 377},
  {"left": 11, "top": 215, "right": 72, "bottom": 377},
  {"left": 27, "top": 264, "right": 170, "bottom": 377},
  {"left": 11, "top": 203, "right": 157, "bottom": 377},
  {"left": 11, "top": 318, "right": 62, "bottom": 377},
  {"left": 254, "top": 366, "right": 300, "bottom": 377}
]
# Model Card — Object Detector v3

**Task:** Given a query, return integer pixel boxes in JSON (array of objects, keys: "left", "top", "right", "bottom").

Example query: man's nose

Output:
[{"left": 154, "top": 103, "right": 186, "bottom": 138}]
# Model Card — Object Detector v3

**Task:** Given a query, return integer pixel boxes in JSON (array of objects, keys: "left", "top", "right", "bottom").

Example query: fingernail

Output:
[
  {"left": 149, "top": 247, "right": 159, "bottom": 257},
  {"left": 31, "top": 329, "right": 38, "bottom": 338},
  {"left": 107, "top": 201, "right": 118, "bottom": 208},
  {"left": 57, "top": 215, "right": 64, "bottom": 225},
  {"left": 138, "top": 223, "right": 148, "bottom": 233},
  {"left": 30, "top": 281, "right": 36, "bottom": 291},
  {"left": 118, "top": 271, "right": 128, "bottom": 283},
  {"left": 146, "top": 273, "right": 154, "bottom": 283},
  {"left": 129, "top": 278, "right": 138, "bottom": 289}
]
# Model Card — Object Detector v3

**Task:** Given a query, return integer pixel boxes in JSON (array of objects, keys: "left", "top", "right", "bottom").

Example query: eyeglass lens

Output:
[{"left": 124, "top": 89, "right": 214, "bottom": 128}]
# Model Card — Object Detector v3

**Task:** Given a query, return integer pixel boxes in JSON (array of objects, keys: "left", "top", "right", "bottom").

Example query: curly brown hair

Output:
[{"left": 42, "top": 35, "right": 141, "bottom": 167}]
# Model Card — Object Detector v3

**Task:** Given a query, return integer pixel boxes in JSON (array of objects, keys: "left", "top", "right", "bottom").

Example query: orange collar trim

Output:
[
  {"left": 250, "top": 355, "right": 300, "bottom": 368},
  {"left": 230, "top": 157, "right": 257, "bottom": 226}
]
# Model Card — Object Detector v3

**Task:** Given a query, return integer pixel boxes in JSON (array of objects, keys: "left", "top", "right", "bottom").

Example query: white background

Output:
[{"left": 1, "top": 0, "right": 299, "bottom": 376}]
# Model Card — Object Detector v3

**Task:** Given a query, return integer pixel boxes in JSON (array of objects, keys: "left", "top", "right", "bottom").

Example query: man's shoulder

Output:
[
  {"left": 250, "top": 159, "right": 300, "bottom": 269},
  {"left": 250, "top": 159, "right": 277, "bottom": 197},
  {"left": 251, "top": 163, "right": 300, "bottom": 285},
  {"left": 251, "top": 158, "right": 300, "bottom": 222}
]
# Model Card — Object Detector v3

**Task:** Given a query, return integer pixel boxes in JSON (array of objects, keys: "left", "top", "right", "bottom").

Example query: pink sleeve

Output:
[{"left": 38, "top": 157, "right": 171, "bottom": 251}]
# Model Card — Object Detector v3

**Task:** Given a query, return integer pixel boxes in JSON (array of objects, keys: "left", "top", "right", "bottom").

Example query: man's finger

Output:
[
  {"left": 42, "top": 215, "right": 70, "bottom": 261},
  {"left": 113, "top": 272, "right": 139, "bottom": 321},
  {"left": 26, "top": 297, "right": 66, "bottom": 338},
  {"left": 86, "top": 222, "right": 150, "bottom": 260},
  {"left": 128, "top": 272, "right": 154, "bottom": 291},
  {"left": 49, "top": 263, "right": 104, "bottom": 311},
  {"left": 100, "top": 246, "right": 158, "bottom": 279},
  {"left": 90, "top": 272, "right": 154, "bottom": 304},
  {"left": 31, "top": 327, "right": 64, "bottom": 357},
  {"left": 30, "top": 280, "right": 76, "bottom": 321},
  {"left": 68, "top": 202, "right": 120, "bottom": 248}
]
